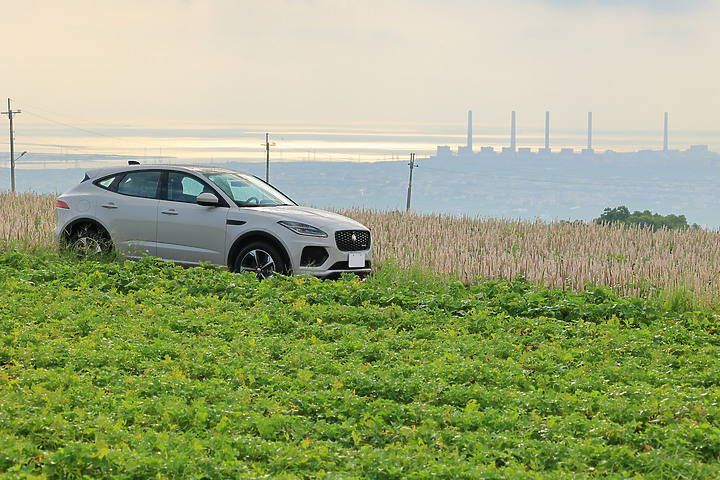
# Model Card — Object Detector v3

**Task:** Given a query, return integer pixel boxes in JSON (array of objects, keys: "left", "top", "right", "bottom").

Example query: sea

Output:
[{"left": 3, "top": 121, "right": 720, "bottom": 227}]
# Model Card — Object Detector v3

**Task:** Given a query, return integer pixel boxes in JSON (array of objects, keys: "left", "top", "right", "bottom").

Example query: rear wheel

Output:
[
  {"left": 67, "top": 224, "right": 113, "bottom": 259},
  {"left": 234, "top": 242, "right": 285, "bottom": 280}
]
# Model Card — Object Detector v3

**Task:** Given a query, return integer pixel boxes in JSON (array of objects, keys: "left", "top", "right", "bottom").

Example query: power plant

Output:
[{"left": 432, "top": 110, "right": 694, "bottom": 160}]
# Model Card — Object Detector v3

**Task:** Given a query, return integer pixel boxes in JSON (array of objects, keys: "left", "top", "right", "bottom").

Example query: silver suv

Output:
[{"left": 54, "top": 164, "right": 372, "bottom": 279}]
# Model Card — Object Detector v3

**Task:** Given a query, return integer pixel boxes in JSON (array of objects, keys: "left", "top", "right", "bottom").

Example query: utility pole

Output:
[
  {"left": 2, "top": 98, "right": 21, "bottom": 193},
  {"left": 261, "top": 133, "right": 275, "bottom": 183},
  {"left": 406, "top": 153, "right": 417, "bottom": 212}
]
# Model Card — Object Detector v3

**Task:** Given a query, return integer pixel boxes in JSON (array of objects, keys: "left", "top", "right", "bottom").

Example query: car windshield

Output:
[{"left": 202, "top": 170, "right": 295, "bottom": 207}]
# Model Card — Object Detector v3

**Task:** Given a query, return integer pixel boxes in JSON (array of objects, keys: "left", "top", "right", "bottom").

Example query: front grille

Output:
[{"left": 335, "top": 230, "right": 371, "bottom": 252}]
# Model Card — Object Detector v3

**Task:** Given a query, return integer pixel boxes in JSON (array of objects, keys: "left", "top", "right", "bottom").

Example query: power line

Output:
[
  {"left": 19, "top": 109, "right": 167, "bottom": 149},
  {"left": 11, "top": 99, "right": 174, "bottom": 143}
]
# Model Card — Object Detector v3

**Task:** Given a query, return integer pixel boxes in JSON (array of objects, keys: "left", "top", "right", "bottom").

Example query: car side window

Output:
[
  {"left": 116, "top": 171, "right": 162, "bottom": 199},
  {"left": 167, "top": 172, "right": 214, "bottom": 203},
  {"left": 96, "top": 176, "right": 117, "bottom": 189}
]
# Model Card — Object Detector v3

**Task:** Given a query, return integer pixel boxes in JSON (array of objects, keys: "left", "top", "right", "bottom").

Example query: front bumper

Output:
[
  {"left": 297, "top": 260, "right": 372, "bottom": 279},
  {"left": 288, "top": 237, "right": 372, "bottom": 278}
]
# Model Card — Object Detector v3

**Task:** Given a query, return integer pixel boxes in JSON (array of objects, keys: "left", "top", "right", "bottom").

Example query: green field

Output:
[{"left": 2, "top": 248, "right": 720, "bottom": 479}]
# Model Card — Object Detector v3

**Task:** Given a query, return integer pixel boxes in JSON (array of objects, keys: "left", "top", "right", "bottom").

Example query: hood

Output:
[{"left": 234, "top": 205, "right": 366, "bottom": 230}]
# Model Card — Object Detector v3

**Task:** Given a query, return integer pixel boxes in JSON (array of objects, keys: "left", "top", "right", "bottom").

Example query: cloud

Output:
[
  {"left": 541, "top": 0, "right": 709, "bottom": 14},
  {"left": 3, "top": 0, "right": 719, "bottom": 133}
]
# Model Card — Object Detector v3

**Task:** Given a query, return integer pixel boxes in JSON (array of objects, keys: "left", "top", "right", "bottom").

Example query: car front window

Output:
[
  {"left": 167, "top": 172, "right": 214, "bottom": 203},
  {"left": 203, "top": 171, "right": 295, "bottom": 207}
]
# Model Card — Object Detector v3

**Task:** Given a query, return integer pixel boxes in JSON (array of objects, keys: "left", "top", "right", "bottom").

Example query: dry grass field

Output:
[
  {"left": 343, "top": 208, "right": 720, "bottom": 304},
  {"left": 2, "top": 192, "right": 719, "bottom": 304},
  {"left": 0, "top": 192, "right": 56, "bottom": 251}
]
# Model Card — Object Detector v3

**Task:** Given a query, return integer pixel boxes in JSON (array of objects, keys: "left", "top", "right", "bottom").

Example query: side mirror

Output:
[{"left": 196, "top": 192, "right": 219, "bottom": 207}]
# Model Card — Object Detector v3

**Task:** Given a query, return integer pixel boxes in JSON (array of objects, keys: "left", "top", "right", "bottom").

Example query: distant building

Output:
[
  {"left": 458, "top": 145, "right": 473, "bottom": 157},
  {"left": 689, "top": 145, "right": 709, "bottom": 153},
  {"left": 436, "top": 145, "right": 451, "bottom": 157}
]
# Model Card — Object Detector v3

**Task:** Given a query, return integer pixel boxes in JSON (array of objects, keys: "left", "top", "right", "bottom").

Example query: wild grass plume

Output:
[
  {"left": 0, "top": 192, "right": 56, "bottom": 251},
  {"left": 4, "top": 192, "right": 720, "bottom": 303},
  {"left": 342, "top": 208, "right": 720, "bottom": 304}
]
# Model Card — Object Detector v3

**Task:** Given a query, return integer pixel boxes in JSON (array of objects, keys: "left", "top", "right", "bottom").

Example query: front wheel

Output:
[{"left": 234, "top": 242, "right": 286, "bottom": 280}]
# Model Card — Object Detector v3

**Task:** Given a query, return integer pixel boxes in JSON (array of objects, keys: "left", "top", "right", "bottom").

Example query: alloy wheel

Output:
[{"left": 238, "top": 248, "right": 277, "bottom": 280}]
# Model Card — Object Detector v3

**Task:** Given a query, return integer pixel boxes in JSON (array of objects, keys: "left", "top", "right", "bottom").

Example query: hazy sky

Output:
[{"left": 2, "top": 0, "right": 719, "bottom": 134}]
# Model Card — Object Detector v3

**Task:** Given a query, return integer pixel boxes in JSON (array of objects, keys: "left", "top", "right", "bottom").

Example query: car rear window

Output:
[
  {"left": 97, "top": 176, "right": 116, "bottom": 188},
  {"left": 116, "top": 171, "right": 162, "bottom": 199}
]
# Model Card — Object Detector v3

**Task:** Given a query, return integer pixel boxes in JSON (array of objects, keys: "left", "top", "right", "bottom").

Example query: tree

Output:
[
  {"left": 594, "top": 206, "right": 697, "bottom": 231},
  {"left": 596, "top": 206, "right": 629, "bottom": 224}
]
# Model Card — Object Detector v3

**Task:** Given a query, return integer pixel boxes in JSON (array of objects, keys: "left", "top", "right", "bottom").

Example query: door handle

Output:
[
  {"left": 161, "top": 209, "right": 179, "bottom": 216},
  {"left": 101, "top": 202, "right": 118, "bottom": 209}
]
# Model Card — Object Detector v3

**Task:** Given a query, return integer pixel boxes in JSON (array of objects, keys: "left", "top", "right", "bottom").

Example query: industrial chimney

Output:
[
  {"left": 538, "top": 111, "right": 551, "bottom": 155},
  {"left": 467, "top": 110, "right": 473, "bottom": 152},
  {"left": 511, "top": 111, "right": 516, "bottom": 152},
  {"left": 545, "top": 111, "right": 550, "bottom": 150},
  {"left": 583, "top": 112, "right": 594, "bottom": 154}
]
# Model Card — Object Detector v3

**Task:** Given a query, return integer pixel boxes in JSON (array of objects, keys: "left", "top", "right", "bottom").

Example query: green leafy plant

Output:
[{"left": 2, "top": 248, "right": 720, "bottom": 478}]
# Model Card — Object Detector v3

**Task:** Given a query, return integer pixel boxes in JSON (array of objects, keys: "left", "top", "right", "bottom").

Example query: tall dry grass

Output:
[
  {"left": 0, "top": 192, "right": 56, "bottom": 251},
  {"left": 341, "top": 208, "right": 720, "bottom": 303},
  {"left": 2, "top": 192, "right": 719, "bottom": 302}
]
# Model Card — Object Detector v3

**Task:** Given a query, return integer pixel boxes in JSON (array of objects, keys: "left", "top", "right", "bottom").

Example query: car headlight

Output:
[{"left": 278, "top": 221, "right": 328, "bottom": 237}]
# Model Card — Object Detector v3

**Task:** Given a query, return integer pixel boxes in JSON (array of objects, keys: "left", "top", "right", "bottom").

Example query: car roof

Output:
[{"left": 83, "top": 163, "right": 251, "bottom": 181}]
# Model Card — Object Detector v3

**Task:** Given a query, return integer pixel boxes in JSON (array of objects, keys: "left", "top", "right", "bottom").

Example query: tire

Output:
[
  {"left": 67, "top": 224, "right": 113, "bottom": 259},
  {"left": 234, "top": 242, "right": 286, "bottom": 280}
]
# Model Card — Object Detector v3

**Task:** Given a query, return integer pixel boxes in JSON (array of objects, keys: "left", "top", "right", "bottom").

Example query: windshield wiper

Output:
[{"left": 236, "top": 202, "right": 293, "bottom": 208}]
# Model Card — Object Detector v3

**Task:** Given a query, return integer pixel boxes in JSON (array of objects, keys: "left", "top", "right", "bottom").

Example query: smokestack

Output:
[
  {"left": 663, "top": 112, "right": 668, "bottom": 151},
  {"left": 511, "top": 111, "right": 516, "bottom": 152},
  {"left": 545, "top": 111, "right": 550, "bottom": 149},
  {"left": 467, "top": 110, "right": 473, "bottom": 152},
  {"left": 587, "top": 112, "right": 593, "bottom": 150}
]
